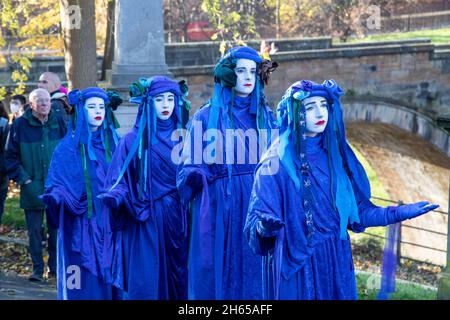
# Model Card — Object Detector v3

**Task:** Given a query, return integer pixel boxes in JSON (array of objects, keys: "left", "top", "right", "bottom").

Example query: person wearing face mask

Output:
[
  {"left": 10, "top": 94, "right": 28, "bottom": 121},
  {"left": 5, "top": 88, "right": 67, "bottom": 282},
  {"left": 40, "top": 87, "right": 123, "bottom": 299},
  {"left": 244, "top": 80, "right": 439, "bottom": 300},
  {"left": 176, "top": 46, "right": 278, "bottom": 300},
  {"left": 98, "top": 76, "right": 190, "bottom": 300}
]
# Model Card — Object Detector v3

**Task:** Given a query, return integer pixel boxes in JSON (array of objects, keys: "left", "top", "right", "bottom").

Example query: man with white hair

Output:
[
  {"left": 37, "top": 72, "right": 69, "bottom": 124},
  {"left": 5, "top": 88, "right": 66, "bottom": 282}
]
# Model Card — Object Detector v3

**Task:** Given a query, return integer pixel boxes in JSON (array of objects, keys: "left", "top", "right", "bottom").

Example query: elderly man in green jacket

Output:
[{"left": 5, "top": 88, "right": 66, "bottom": 282}]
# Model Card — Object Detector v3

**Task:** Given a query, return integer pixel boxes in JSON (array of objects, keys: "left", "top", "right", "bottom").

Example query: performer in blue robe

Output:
[
  {"left": 99, "top": 76, "right": 190, "bottom": 300},
  {"left": 177, "top": 46, "right": 278, "bottom": 299},
  {"left": 42, "top": 87, "right": 122, "bottom": 300},
  {"left": 244, "top": 79, "right": 439, "bottom": 300}
]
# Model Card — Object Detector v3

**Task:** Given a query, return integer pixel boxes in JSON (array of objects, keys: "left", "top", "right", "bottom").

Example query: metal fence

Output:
[{"left": 355, "top": 196, "right": 448, "bottom": 267}]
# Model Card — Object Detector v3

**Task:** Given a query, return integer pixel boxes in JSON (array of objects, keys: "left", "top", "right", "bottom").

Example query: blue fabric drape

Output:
[
  {"left": 102, "top": 76, "right": 189, "bottom": 300},
  {"left": 42, "top": 87, "right": 121, "bottom": 300}
]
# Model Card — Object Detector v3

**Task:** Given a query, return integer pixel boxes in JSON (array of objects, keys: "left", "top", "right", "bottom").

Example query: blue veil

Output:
[
  {"left": 108, "top": 76, "right": 190, "bottom": 198},
  {"left": 207, "top": 46, "right": 276, "bottom": 195}
]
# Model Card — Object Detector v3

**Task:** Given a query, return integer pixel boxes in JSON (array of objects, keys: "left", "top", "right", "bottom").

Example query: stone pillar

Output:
[
  {"left": 109, "top": 0, "right": 170, "bottom": 135},
  {"left": 437, "top": 181, "right": 450, "bottom": 300},
  {"left": 111, "top": 0, "right": 170, "bottom": 87}
]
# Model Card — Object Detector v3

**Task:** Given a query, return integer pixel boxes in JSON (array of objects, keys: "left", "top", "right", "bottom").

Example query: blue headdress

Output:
[
  {"left": 68, "top": 87, "right": 122, "bottom": 161},
  {"left": 66, "top": 87, "right": 123, "bottom": 217},
  {"left": 108, "top": 76, "right": 190, "bottom": 197},
  {"left": 276, "top": 80, "right": 371, "bottom": 240},
  {"left": 208, "top": 45, "right": 272, "bottom": 132}
]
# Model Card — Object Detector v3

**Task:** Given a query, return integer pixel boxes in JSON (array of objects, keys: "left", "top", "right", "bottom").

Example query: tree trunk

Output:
[
  {"left": 60, "top": 0, "right": 97, "bottom": 89},
  {"left": 276, "top": 0, "right": 280, "bottom": 38},
  {"left": 101, "top": 0, "right": 115, "bottom": 81}
]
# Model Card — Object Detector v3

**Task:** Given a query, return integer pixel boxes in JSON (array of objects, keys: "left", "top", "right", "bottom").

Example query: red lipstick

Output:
[
  {"left": 244, "top": 84, "right": 252, "bottom": 87},
  {"left": 315, "top": 120, "right": 325, "bottom": 125},
  {"left": 95, "top": 116, "right": 102, "bottom": 121},
  {"left": 162, "top": 111, "right": 170, "bottom": 116}
]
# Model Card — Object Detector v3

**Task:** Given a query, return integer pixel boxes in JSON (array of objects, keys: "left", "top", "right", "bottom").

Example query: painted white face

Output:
[
  {"left": 84, "top": 97, "right": 105, "bottom": 131},
  {"left": 234, "top": 58, "right": 257, "bottom": 97},
  {"left": 154, "top": 92, "right": 175, "bottom": 120},
  {"left": 303, "top": 96, "right": 329, "bottom": 137}
]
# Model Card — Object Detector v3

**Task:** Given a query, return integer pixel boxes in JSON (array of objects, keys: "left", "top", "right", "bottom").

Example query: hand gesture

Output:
[
  {"left": 257, "top": 214, "right": 284, "bottom": 237},
  {"left": 97, "top": 192, "right": 122, "bottom": 208},
  {"left": 395, "top": 201, "right": 439, "bottom": 222}
]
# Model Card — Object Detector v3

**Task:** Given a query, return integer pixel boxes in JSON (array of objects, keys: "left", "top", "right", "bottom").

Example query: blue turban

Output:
[
  {"left": 221, "top": 46, "right": 263, "bottom": 64},
  {"left": 276, "top": 79, "right": 371, "bottom": 240},
  {"left": 68, "top": 87, "right": 121, "bottom": 162}
]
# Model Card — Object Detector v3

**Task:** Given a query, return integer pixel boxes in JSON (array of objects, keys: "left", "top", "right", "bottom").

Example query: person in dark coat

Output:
[{"left": 5, "top": 88, "right": 66, "bottom": 281}]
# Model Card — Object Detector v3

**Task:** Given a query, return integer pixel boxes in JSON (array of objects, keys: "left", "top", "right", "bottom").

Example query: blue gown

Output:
[
  {"left": 104, "top": 117, "right": 188, "bottom": 300},
  {"left": 177, "top": 95, "right": 275, "bottom": 299},
  {"left": 245, "top": 135, "right": 392, "bottom": 300},
  {"left": 43, "top": 130, "right": 116, "bottom": 300}
]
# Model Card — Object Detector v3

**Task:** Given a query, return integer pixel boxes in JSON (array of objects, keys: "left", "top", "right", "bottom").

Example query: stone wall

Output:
[
  {"left": 0, "top": 37, "right": 331, "bottom": 83},
  {"left": 2, "top": 38, "right": 449, "bottom": 137},
  {"left": 168, "top": 39, "right": 450, "bottom": 120},
  {"left": 165, "top": 37, "right": 331, "bottom": 67}
]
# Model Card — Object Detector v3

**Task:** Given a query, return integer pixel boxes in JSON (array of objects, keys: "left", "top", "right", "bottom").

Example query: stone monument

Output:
[{"left": 109, "top": 0, "right": 171, "bottom": 134}]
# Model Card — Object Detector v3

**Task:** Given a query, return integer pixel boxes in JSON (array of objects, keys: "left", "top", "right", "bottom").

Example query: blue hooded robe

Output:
[
  {"left": 244, "top": 80, "right": 399, "bottom": 300},
  {"left": 176, "top": 46, "right": 278, "bottom": 299},
  {"left": 42, "top": 87, "right": 122, "bottom": 300},
  {"left": 101, "top": 76, "right": 190, "bottom": 300}
]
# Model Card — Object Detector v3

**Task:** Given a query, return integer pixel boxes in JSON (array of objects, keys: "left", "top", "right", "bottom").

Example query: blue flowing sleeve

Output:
[
  {"left": 102, "top": 137, "right": 129, "bottom": 202},
  {"left": 42, "top": 186, "right": 91, "bottom": 229},
  {"left": 349, "top": 185, "right": 397, "bottom": 232},
  {"left": 102, "top": 132, "right": 155, "bottom": 224},
  {"left": 101, "top": 135, "right": 132, "bottom": 216},
  {"left": 176, "top": 110, "right": 212, "bottom": 211},
  {"left": 244, "top": 156, "right": 284, "bottom": 256},
  {"left": 42, "top": 139, "right": 91, "bottom": 228}
]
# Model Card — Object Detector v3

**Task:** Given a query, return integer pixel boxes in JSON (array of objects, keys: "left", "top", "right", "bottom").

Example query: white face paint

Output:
[
  {"left": 303, "top": 96, "right": 329, "bottom": 137},
  {"left": 234, "top": 58, "right": 257, "bottom": 97},
  {"left": 154, "top": 92, "right": 175, "bottom": 120},
  {"left": 84, "top": 97, "right": 105, "bottom": 131}
]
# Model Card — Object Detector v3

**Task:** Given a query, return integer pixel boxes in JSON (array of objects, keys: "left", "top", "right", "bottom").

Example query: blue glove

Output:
[
  {"left": 387, "top": 201, "right": 439, "bottom": 225},
  {"left": 256, "top": 214, "right": 284, "bottom": 237},
  {"left": 358, "top": 201, "right": 439, "bottom": 228},
  {"left": 97, "top": 192, "right": 123, "bottom": 208}
]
